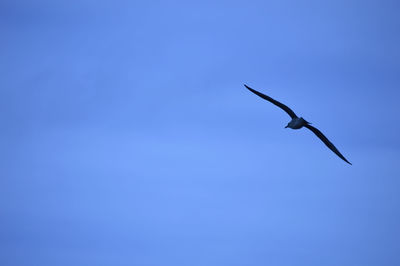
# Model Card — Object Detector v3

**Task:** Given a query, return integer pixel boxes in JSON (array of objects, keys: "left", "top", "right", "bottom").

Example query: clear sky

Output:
[{"left": 1, "top": 0, "right": 400, "bottom": 265}]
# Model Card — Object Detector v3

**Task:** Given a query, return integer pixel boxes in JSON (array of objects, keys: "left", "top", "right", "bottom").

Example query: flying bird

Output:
[{"left": 244, "top": 84, "right": 351, "bottom": 165}]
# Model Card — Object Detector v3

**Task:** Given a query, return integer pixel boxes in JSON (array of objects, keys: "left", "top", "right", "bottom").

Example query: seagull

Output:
[{"left": 244, "top": 84, "right": 351, "bottom": 165}]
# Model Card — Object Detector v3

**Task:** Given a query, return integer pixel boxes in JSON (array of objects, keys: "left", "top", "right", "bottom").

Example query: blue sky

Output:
[{"left": 1, "top": 1, "right": 400, "bottom": 265}]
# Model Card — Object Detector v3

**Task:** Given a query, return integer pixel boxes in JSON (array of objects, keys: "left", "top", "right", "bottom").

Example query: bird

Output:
[{"left": 244, "top": 84, "right": 351, "bottom": 165}]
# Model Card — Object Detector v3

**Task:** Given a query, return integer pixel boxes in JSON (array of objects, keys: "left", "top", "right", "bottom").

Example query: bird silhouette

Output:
[{"left": 244, "top": 84, "right": 351, "bottom": 165}]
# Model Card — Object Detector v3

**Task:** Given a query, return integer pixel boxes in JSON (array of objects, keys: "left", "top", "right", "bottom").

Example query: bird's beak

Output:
[{"left": 285, "top": 125, "right": 288, "bottom": 128}]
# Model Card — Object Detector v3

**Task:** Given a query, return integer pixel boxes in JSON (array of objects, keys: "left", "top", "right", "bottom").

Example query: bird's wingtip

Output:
[{"left": 344, "top": 159, "right": 352, "bottom": 165}]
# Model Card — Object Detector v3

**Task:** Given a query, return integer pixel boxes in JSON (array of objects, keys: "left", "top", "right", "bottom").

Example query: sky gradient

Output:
[{"left": 1, "top": 1, "right": 400, "bottom": 265}]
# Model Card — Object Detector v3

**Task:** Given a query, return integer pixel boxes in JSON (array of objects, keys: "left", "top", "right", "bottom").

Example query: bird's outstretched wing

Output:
[
  {"left": 244, "top": 84, "right": 297, "bottom": 119},
  {"left": 305, "top": 124, "right": 352, "bottom": 165}
]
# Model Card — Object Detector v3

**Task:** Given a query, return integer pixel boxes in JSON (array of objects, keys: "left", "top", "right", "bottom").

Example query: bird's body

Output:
[
  {"left": 286, "top": 117, "right": 309, "bottom": 129},
  {"left": 244, "top": 84, "right": 351, "bottom": 165}
]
